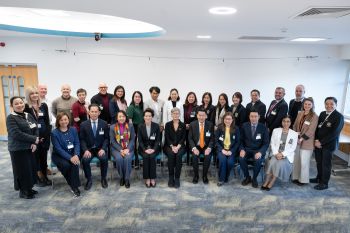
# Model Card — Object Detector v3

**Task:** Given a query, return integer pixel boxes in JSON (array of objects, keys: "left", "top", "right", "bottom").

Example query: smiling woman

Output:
[{"left": 0, "top": 7, "right": 165, "bottom": 38}]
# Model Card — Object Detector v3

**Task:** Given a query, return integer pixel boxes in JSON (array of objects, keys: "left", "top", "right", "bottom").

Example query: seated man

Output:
[
  {"left": 188, "top": 107, "right": 214, "bottom": 184},
  {"left": 239, "top": 110, "right": 269, "bottom": 188},
  {"left": 79, "top": 104, "right": 109, "bottom": 190}
]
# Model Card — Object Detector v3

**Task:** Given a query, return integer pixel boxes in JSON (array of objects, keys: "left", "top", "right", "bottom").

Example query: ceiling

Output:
[{"left": 0, "top": 0, "right": 350, "bottom": 45}]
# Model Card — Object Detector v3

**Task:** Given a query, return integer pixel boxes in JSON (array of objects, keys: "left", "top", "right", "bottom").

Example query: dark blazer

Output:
[
  {"left": 6, "top": 112, "right": 39, "bottom": 152},
  {"left": 246, "top": 100, "right": 266, "bottom": 124},
  {"left": 288, "top": 99, "right": 303, "bottom": 126},
  {"left": 164, "top": 121, "right": 186, "bottom": 148},
  {"left": 90, "top": 93, "right": 113, "bottom": 124},
  {"left": 315, "top": 110, "right": 344, "bottom": 151},
  {"left": 109, "top": 99, "right": 120, "bottom": 124},
  {"left": 183, "top": 104, "right": 198, "bottom": 125},
  {"left": 138, "top": 122, "right": 161, "bottom": 155},
  {"left": 188, "top": 120, "right": 214, "bottom": 150},
  {"left": 198, "top": 104, "right": 215, "bottom": 125},
  {"left": 215, "top": 126, "right": 240, "bottom": 155},
  {"left": 265, "top": 99, "right": 288, "bottom": 133},
  {"left": 79, "top": 119, "right": 109, "bottom": 153},
  {"left": 239, "top": 122, "right": 269, "bottom": 156},
  {"left": 231, "top": 104, "right": 247, "bottom": 127}
]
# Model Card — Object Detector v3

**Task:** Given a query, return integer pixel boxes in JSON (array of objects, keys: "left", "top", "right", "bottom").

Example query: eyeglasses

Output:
[{"left": 99, "top": 87, "right": 107, "bottom": 89}]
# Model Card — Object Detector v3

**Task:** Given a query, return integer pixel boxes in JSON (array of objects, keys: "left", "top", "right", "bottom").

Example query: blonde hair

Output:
[{"left": 25, "top": 86, "right": 41, "bottom": 108}]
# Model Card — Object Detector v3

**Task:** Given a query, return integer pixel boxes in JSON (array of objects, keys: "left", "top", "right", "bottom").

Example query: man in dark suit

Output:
[
  {"left": 79, "top": 104, "right": 109, "bottom": 190},
  {"left": 266, "top": 87, "right": 288, "bottom": 135},
  {"left": 311, "top": 97, "right": 344, "bottom": 190},
  {"left": 288, "top": 84, "right": 305, "bottom": 127},
  {"left": 239, "top": 110, "right": 269, "bottom": 188},
  {"left": 90, "top": 83, "right": 113, "bottom": 124},
  {"left": 246, "top": 89, "right": 266, "bottom": 124},
  {"left": 188, "top": 107, "right": 214, "bottom": 184}
]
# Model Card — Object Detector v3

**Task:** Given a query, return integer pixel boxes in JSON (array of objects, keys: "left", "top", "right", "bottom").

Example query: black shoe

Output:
[
  {"left": 309, "top": 177, "right": 320, "bottom": 183},
  {"left": 19, "top": 190, "right": 35, "bottom": 199},
  {"left": 192, "top": 176, "right": 199, "bottom": 184},
  {"left": 146, "top": 182, "right": 151, "bottom": 188},
  {"left": 203, "top": 176, "right": 209, "bottom": 184},
  {"left": 120, "top": 178, "right": 125, "bottom": 186},
  {"left": 30, "top": 189, "right": 38, "bottom": 195},
  {"left": 168, "top": 179, "right": 175, "bottom": 188},
  {"left": 252, "top": 179, "right": 258, "bottom": 188},
  {"left": 151, "top": 182, "right": 156, "bottom": 188},
  {"left": 241, "top": 176, "right": 252, "bottom": 186},
  {"left": 71, "top": 188, "right": 80, "bottom": 197},
  {"left": 260, "top": 185, "right": 270, "bottom": 191},
  {"left": 101, "top": 178, "right": 108, "bottom": 189},
  {"left": 314, "top": 184, "right": 328, "bottom": 190},
  {"left": 296, "top": 182, "right": 305, "bottom": 186},
  {"left": 174, "top": 178, "right": 180, "bottom": 188},
  {"left": 292, "top": 179, "right": 299, "bottom": 184},
  {"left": 217, "top": 181, "right": 224, "bottom": 187},
  {"left": 84, "top": 179, "right": 92, "bottom": 190},
  {"left": 125, "top": 180, "right": 130, "bottom": 189},
  {"left": 36, "top": 178, "right": 47, "bottom": 187}
]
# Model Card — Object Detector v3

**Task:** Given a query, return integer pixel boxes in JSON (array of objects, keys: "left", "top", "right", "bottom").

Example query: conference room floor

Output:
[{"left": 0, "top": 141, "right": 349, "bottom": 233}]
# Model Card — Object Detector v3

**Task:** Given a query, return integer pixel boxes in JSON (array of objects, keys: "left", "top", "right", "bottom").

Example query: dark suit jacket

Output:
[
  {"left": 246, "top": 100, "right": 266, "bottom": 124},
  {"left": 215, "top": 126, "right": 240, "bottom": 155},
  {"left": 138, "top": 122, "right": 161, "bottom": 155},
  {"left": 164, "top": 121, "right": 186, "bottom": 148},
  {"left": 315, "top": 110, "right": 344, "bottom": 151},
  {"left": 79, "top": 119, "right": 109, "bottom": 153},
  {"left": 188, "top": 120, "right": 214, "bottom": 150},
  {"left": 239, "top": 122, "right": 269, "bottom": 156},
  {"left": 90, "top": 93, "right": 113, "bottom": 124},
  {"left": 265, "top": 99, "right": 288, "bottom": 133},
  {"left": 288, "top": 99, "right": 303, "bottom": 126},
  {"left": 231, "top": 104, "right": 247, "bottom": 127}
]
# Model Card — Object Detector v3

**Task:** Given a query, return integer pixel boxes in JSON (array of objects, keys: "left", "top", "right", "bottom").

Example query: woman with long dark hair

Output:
[{"left": 109, "top": 85, "right": 127, "bottom": 124}]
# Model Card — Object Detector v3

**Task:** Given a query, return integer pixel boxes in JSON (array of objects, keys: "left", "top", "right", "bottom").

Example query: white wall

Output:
[{"left": 0, "top": 36, "right": 349, "bottom": 114}]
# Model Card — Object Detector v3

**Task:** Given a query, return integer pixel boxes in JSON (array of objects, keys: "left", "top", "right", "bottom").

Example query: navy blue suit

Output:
[
  {"left": 79, "top": 119, "right": 109, "bottom": 180},
  {"left": 239, "top": 122, "right": 269, "bottom": 180}
]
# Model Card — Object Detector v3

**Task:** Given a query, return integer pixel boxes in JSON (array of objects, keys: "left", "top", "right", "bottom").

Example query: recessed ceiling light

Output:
[
  {"left": 197, "top": 35, "right": 212, "bottom": 39},
  {"left": 209, "top": 7, "right": 237, "bottom": 15},
  {"left": 291, "top": 38, "right": 327, "bottom": 42}
]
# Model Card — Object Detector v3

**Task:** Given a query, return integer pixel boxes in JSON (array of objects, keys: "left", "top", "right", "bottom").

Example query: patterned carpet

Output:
[{"left": 0, "top": 141, "right": 350, "bottom": 233}]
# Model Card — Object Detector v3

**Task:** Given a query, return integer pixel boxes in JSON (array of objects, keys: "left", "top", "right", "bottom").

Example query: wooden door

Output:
[{"left": 0, "top": 65, "right": 38, "bottom": 139}]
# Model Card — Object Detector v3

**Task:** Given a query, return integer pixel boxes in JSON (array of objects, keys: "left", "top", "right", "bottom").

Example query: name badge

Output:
[
  {"left": 99, "top": 129, "right": 104, "bottom": 135},
  {"left": 37, "top": 124, "right": 42, "bottom": 128},
  {"left": 326, "top": 122, "right": 332, "bottom": 127},
  {"left": 67, "top": 143, "right": 74, "bottom": 149},
  {"left": 256, "top": 134, "right": 261, "bottom": 140},
  {"left": 232, "top": 135, "right": 235, "bottom": 140},
  {"left": 234, "top": 113, "right": 238, "bottom": 117},
  {"left": 190, "top": 112, "right": 195, "bottom": 118},
  {"left": 304, "top": 121, "right": 310, "bottom": 125},
  {"left": 318, "top": 124, "right": 322, "bottom": 128},
  {"left": 120, "top": 136, "right": 124, "bottom": 140},
  {"left": 288, "top": 139, "right": 293, "bottom": 144},
  {"left": 271, "top": 111, "right": 276, "bottom": 115},
  {"left": 219, "top": 136, "right": 224, "bottom": 141},
  {"left": 29, "top": 123, "right": 37, "bottom": 129},
  {"left": 150, "top": 136, "right": 156, "bottom": 140},
  {"left": 38, "top": 112, "right": 44, "bottom": 117},
  {"left": 99, "top": 105, "right": 104, "bottom": 110},
  {"left": 206, "top": 131, "right": 211, "bottom": 137}
]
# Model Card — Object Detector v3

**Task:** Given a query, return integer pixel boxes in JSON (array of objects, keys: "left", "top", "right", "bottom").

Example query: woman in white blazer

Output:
[
  {"left": 162, "top": 88, "right": 184, "bottom": 124},
  {"left": 261, "top": 115, "right": 298, "bottom": 191}
]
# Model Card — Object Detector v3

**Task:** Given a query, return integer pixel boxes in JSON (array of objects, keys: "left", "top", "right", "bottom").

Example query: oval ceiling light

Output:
[
  {"left": 0, "top": 7, "right": 165, "bottom": 38},
  {"left": 197, "top": 35, "right": 212, "bottom": 39},
  {"left": 291, "top": 38, "right": 327, "bottom": 42},
  {"left": 209, "top": 7, "right": 237, "bottom": 15}
]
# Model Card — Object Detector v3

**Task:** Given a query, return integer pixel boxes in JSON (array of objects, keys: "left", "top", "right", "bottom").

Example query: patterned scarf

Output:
[{"left": 114, "top": 123, "right": 130, "bottom": 149}]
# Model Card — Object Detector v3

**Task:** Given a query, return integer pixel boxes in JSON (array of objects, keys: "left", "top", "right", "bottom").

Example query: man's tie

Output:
[
  {"left": 200, "top": 123, "right": 205, "bottom": 148},
  {"left": 92, "top": 121, "right": 97, "bottom": 137},
  {"left": 251, "top": 125, "right": 256, "bottom": 138},
  {"left": 267, "top": 100, "right": 277, "bottom": 116}
]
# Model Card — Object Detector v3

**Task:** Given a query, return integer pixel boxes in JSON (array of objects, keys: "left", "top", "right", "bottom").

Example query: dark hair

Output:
[
  {"left": 201, "top": 92, "right": 212, "bottom": 106},
  {"left": 219, "top": 112, "right": 236, "bottom": 134},
  {"left": 282, "top": 115, "right": 292, "bottom": 121},
  {"left": 130, "top": 91, "right": 144, "bottom": 109},
  {"left": 232, "top": 92, "right": 243, "bottom": 104},
  {"left": 324, "top": 96, "right": 337, "bottom": 105},
  {"left": 251, "top": 89, "right": 260, "bottom": 96},
  {"left": 76, "top": 88, "right": 87, "bottom": 96},
  {"left": 88, "top": 103, "right": 100, "bottom": 111},
  {"left": 144, "top": 108, "right": 154, "bottom": 117},
  {"left": 149, "top": 86, "right": 160, "bottom": 94},
  {"left": 116, "top": 110, "right": 128, "bottom": 123},
  {"left": 196, "top": 106, "right": 207, "bottom": 115},
  {"left": 113, "top": 85, "right": 127, "bottom": 104},
  {"left": 55, "top": 112, "right": 70, "bottom": 128},
  {"left": 249, "top": 109, "right": 260, "bottom": 116},
  {"left": 168, "top": 88, "right": 180, "bottom": 101},
  {"left": 184, "top": 92, "right": 198, "bottom": 106},
  {"left": 10, "top": 96, "right": 23, "bottom": 106},
  {"left": 216, "top": 93, "right": 229, "bottom": 110}
]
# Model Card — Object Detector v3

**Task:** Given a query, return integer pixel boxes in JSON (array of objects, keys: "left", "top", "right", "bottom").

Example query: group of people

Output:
[{"left": 6, "top": 83, "right": 344, "bottom": 199}]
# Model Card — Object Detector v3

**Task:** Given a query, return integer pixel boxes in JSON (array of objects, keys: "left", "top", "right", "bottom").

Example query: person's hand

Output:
[
  {"left": 204, "top": 148, "right": 211, "bottom": 156},
  {"left": 255, "top": 152, "right": 262, "bottom": 160},
  {"left": 120, "top": 150, "right": 126, "bottom": 157},
  {"left": 298, "top": 138, "right": 303, "bottom": 145},
  {"left": 124, "top": 149, "right": 130, "bottom": 155},
  {"left": 70, "top": 155, "right": 80, "bottom": 165},
  {"left": 240, "top": 150, "right": 246, "bottom": 158},
  {"left": 83, "top": 150, "right": 92, "bottom": 158},
  {"left": 222, "top": 149, "right": 228, "bottom": 156},
  {"left": 227, "top": 151, "right": 232, "bottom": 156},
  {"left": 35, "top": 137, "right": 40, "bottom": 144},
  {"left": 193, "top": 148, "right": 200, "bottom": 156},
  {"left": 98, "top": 149, "right": 105, "bottom": 157},
  {"left": 145, "top": 149, "right": 154, "bottom": 154},
  {"left": 31, "top": 144, "right": 37, "bottom": 153},
  {"left": 186, "top": 124, "right": 190, "bottom": 130},
  {"left": 315, "top": 140, "right": 322, "bottom": 149},
  {"left": 275, "top": 153, "right": 283, "bottom": 160},
  {"left": 172, "top": 146, "right": 179, "bottom": 154}
]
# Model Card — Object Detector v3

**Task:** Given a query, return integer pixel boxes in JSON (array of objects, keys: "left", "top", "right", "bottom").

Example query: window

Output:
[
  {"left": 344, "top": 72, "right": 350, "bottom": 118},
  {"left": 1, "top": 75, "right": 25, "bottom": 117}
]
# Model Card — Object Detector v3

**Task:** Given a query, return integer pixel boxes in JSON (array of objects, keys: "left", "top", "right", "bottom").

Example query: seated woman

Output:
[
  {"left": 51, "top": 112, "right": 81, "bottom": 197},
  {"left": 215, "top": 112, "right": 240, "bottom": 186},
  {"left": 138, "top": 108, "right": 161, "bottom": 188},
  {"left": 164, "top": 107, "right": 186, "bottom": 188},
  {"left": 262, "top": 115, "right": 298, "bottom": 191},
  {"left": 110, "top": 110, "right": 135, "bottom": 188}
]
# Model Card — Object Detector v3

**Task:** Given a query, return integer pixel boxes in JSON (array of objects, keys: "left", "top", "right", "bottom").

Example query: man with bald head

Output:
[
  {"left": 51, "top": 84, "right": 77, "bottom": 125},
  {"left": 90, "top": 83, "right": 113, "bottom": 124},
  {"left": 288, "top": 84, "right": 305, "bottom": 126}
]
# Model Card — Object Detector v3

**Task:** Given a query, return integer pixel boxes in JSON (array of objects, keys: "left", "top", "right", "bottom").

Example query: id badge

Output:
[
  {"left": 190, "top": 112, "right": 195, "bottom": 118},
  {"left": 256, "top": 134, "right": 261, "bottom": 140},
  {"left": 29, "top": 123, "right": 37, "bottom": 129},
  {"left": 232, "top": 135, "right": 235, "bottom": 140},
  {"left": 318, "top": 124, "right": 322, "bottom": 128},
  {"left": 99, "top": 129, "right": 104, "bottom": 135},
  {"left": 38, "top": 112, "right": 44, "bottom": 117},
  {"left": 99, "top": 105, "right": 104, "bottom": 110},
  {"left": 150, "top": 136, "right": 156, "bottom": 140},
  {"left": 206, "top": 131, "right": 211, "bottom": 137},
  {"left": 219, "top": 136, "right": 224, "bottom": 141},
  {"left": 304, "top": 121, "right": 310, "bottom": 125},
  {"left": 67, "top": 143, "right": 74, "bottom": 149},
  {"left": 37, "top": 124, "right": 42, "bottom": 129},
  {"left": 271, "top": 111, "right": 276, "bottom": 115},
  {"left": 288, "top": 139, "right": 293, "bottom": 144},
  {"left": 235, "top": 113, "right": 238, "bottom": 117},
  {"left": 120, "top": 136, "right": 124, "bottom": 140}
]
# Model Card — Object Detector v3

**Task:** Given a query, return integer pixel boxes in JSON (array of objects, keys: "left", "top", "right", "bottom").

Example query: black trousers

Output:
[
  {"left": 10, "top": 150, "right": 36, "bottom": 192},
  {"left": 52, "top": 155, "right": 81, "bottom": 189},
  {"left": 164, "top": 146, "right": 185, "bottom": 179},
  {"left": 315, "top": 148, "right": 333, "bottom": 185},
  {"left": 133, "top": 123, "right": 139, "bottom": 167},
  {"left": 36, "top": 144, "right": 49, "bottom": 176},
  {"left": 81, "top": 149, "right": 108, "bottom": 180},
  {"left": 192, "top": 147, "right": 212, "bottom": 178},
  {"left": 141, "top": 152, "right": 157, "bottom": 179}
]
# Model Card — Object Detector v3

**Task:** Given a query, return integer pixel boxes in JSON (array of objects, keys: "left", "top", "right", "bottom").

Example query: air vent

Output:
[
  {"left": 294, "top": 7, "right": 350, "bottom": 19},
  {"left": 238, "top": 36, "right": 285, "bottom": 41}
]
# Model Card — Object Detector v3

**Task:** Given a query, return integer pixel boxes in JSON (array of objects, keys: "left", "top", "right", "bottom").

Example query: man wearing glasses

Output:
[{"left": 90, "top": 83, "right": 113, "bottom": 124}]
